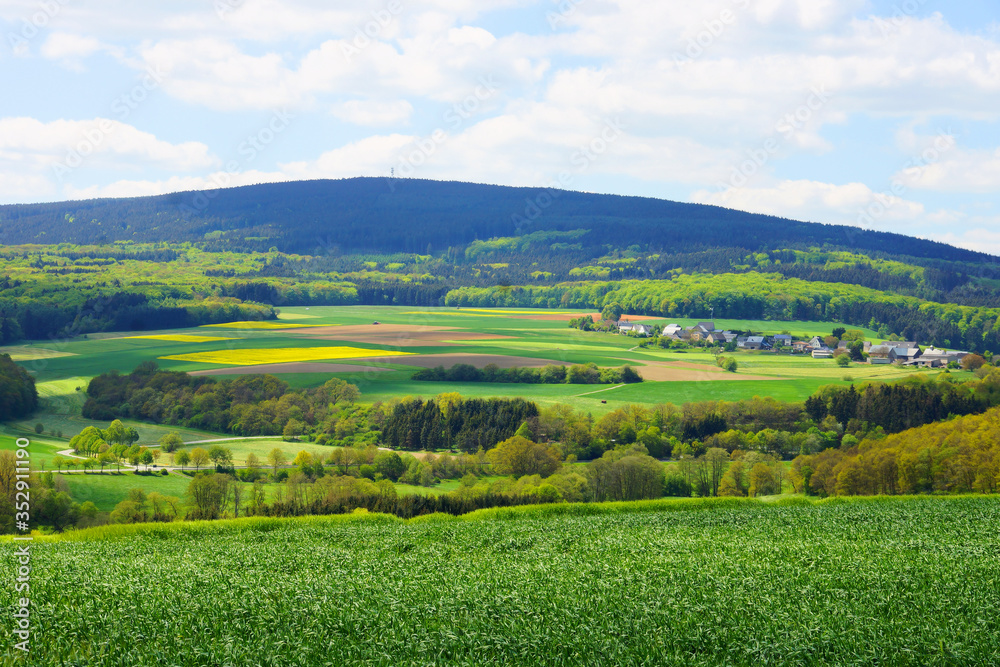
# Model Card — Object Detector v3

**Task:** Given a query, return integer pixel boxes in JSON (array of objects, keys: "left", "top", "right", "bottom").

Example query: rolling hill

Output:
[{"left": 0, "top": 178, "right": 994, "bottom": 263}]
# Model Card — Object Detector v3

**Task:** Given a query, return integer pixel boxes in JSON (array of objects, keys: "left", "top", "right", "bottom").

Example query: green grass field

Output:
[
  {"left": 7, "top": 305, "right": 948, "bottom": 439},
  {"left": 57, "top": 471, "right": 193, "bottom": 511},
  {"left": 6, "top": 495, "right": 998, "bottom": 666},
  {"left": 5, "top": 305, "right": 952, "bottom": 508}
]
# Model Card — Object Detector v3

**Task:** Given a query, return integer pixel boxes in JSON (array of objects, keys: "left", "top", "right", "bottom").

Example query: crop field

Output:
[
  {"left": 120, "top": 334, "right": 238, "bottom": 343},
  {"left": 5, "top": 496, "right": 998, "bottom": 666},
  {"left": 159, "top": 345, "right": 414, "bottom": 366},
  {"left": 12, "top": 305, "right": 946, "bottom": 449}
]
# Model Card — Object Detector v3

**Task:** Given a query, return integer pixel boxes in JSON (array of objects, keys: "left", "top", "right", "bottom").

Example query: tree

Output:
[
  {"left": 601, "top": 302, "right": 624, "bottom": 322},
  {"left": 159, "top": 432, "right": 184, "bottom": 453},
  {"left": 293, "top": 450, "right": 314, "bottom": 468},
  {"left": 487, "top": 436, "right": 562, "bottom": 477},
  {"left": 621, "top": 366, "right": 643, "bottom": 383},
  {"left": 34, "top": 423, "right": 44, "bottom": 434},
  {"left": 208, "top": 445, "right": 233, "bottom": 470},
  {"left": 97, "top": 451, "right": 114, "bottom": 473},
  {"left": 190, "top": 447, "right": 210, "bottom": 472},
  {"left": 962, "top": 354, "right": 987, "bottom": 371},
  {"left": 186, "top": 473, "right": 231, "bottom": 520},
  {"left": 53, "top": 456, "right": 65, "bottom": 473},
  {"left": 374, "top": 451, "right": 406, "bottom": 481},
  {"left": 140, "top": 449, "right": 154, "bottom": 470},
  {"left": 267, "top": 448, "right": 287, "bottom": 476},
  {"left": 109, "top": 500, "right": 145, "bottom": 524},
  {"left": 835, "top": 354, "right": 851, "bottom": 368},
  {"left": 174, "top": 450, "right": 191, "bottom": 469},
  {"left": 748, "top": 462, "right": 777, "bottom": 497},
  {"left": 587, "top": 447, "right": 665, "bottom": 501},
  {"left": 705, "top": 448, "right": 729, "bottom": 497},
  {"left": 283, "top": 419, "right": 305, "bottom": 441},
  {"left": 231, "top": 483, "right": 244, "bottom": 519},
  {"left": 104, "top": 420, "right": 128, "bottom": 446}
]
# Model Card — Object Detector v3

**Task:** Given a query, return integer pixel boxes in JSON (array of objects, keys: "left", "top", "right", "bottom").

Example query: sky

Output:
[{"left": 2, "top": 0, "right": 1000, "bottom": 253}]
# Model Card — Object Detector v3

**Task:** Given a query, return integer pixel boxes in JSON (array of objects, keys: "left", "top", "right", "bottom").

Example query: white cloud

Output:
[
  {"left": 331, "top": 99, "right": 414, "bottom": 127},
  {"left": 935, "top": 226, "right": 1000, "bottom": 257},
  {"left": 896, "top": 146, "right": 1000, "bottom": 194},
  {"left": 61, "top": 169, "right": 293, "bottom": 200},
  {"left": 40, "top": 32, "right": 105, "bottom": 62},
  {"left": 0, "top": 117, "right": 218, "bottom": 202},
  {"left": 690, "top": 179, "right": 926, "bottom": 226},
  {"left": 0, "top": 117, "right": 216, "bottom": 171},
  {"left": 281, "top": 134, "right": 416, "bottom": 179}
]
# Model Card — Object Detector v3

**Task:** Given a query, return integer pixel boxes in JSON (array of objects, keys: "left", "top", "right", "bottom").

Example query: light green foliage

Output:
[{"left": 6, "top": 497, "right": 1000, "bottom": 665}]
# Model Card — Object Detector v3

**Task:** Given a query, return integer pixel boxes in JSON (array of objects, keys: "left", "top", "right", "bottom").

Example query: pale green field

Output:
[{"left": 174, "top": 438, "right": 341, "bottom": 467}]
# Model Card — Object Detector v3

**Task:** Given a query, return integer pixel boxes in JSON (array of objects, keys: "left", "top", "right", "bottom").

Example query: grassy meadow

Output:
[
  {"left": 6, "top": 305, "right": 955, "bottom": 511},
  {"left": 13, "top": 305, "right": 942, "bottom": 416},
  {"left": 5, "top": 495, "right": 999, "bottom": 666}
]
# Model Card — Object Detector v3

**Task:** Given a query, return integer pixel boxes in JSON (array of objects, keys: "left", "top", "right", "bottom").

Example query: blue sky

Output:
[{"left": 2, "top": 0, "right": 1000, "bottom": 253}]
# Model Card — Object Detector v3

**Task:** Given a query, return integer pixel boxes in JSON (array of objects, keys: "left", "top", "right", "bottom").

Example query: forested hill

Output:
[{"left": 0, "top": 178, "right": 993, "bottom": 262}]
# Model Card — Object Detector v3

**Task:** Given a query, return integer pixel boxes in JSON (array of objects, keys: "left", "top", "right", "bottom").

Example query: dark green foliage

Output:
[
  {"left": 810, "top": 375, "right": 995, "bottom": 434},
  {"left": 664, "top": 472, "right": 693, "bottom": 497},
  {"left": 412, "top": 363, "right": 642, "bottom": 385},
  {"left": 382, "top": 397, "right": 538, "bottom": 453},
  {"left": 0, "top": 353, "right": 38, "bottom": 420},
  {"left": 83, "top": 364, "right": 360, "bottom": 438},
  {"left": 3, "top": 178, "right": 993, "bottom": 262}
]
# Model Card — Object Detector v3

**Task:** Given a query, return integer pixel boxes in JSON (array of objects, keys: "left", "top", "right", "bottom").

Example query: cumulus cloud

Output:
[
  {"left": 0, "top": 117, "right": 218, "bottom": 203},
  {"left": 690, "top": 179, "right": 926, "bottom": 226},
  {"left": 331, "top": 99, "right": 414, "bottom": 127},
  {"left": 3, "top": 0, "right": 1000, "bottom": 252}
]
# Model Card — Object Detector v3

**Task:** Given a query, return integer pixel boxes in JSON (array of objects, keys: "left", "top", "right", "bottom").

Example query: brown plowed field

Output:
[{"left": 281, "top": 323, "right": 512, "bottom": 346}]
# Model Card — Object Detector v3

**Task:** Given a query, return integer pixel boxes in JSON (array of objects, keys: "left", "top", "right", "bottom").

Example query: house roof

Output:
[
  {"left": 695, "top": 321, "right": 716, "bottom": 332},
  {"left": 869, "top": 345, "right": 893, "bottom": 356},
  {"left": 747, "top": 336, "right": 765, "bottom": 343}
]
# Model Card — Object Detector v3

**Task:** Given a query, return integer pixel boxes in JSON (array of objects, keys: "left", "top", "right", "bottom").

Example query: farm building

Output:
[{"left": 868, "top": 345, "right": 893, "bottom": 364}]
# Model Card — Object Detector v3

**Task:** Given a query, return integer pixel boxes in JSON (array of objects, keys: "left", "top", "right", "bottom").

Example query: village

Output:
[{"left": 616, "top": 320, "right": 971, "bottom": 367}]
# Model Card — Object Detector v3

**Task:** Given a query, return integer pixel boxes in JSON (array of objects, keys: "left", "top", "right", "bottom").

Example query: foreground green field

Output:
[{"left": 7, "top": 496, "right": 998, "bottom": 666}]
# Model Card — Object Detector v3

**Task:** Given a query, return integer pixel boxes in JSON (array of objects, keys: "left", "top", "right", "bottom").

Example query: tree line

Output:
[
  {"left": 0, "top": 353, "right": 37, "bottom": 420},
  {"left": 411, "top": 362, "right": 642, "bottom": 385},
  {"left": 792, "top": 406, "right": 1000, "bottom": 496},
  {"left": 443, "top": 272, "right": 1000, "bottom": 353}
]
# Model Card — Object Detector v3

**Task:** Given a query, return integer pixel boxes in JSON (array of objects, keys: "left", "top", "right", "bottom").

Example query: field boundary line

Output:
[{"left": 575, "top": 384, "right": 625, "bottom": 397}]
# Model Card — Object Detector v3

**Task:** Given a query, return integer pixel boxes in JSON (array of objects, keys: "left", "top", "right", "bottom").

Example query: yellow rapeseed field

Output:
[
  {"left": 159, "top": 347, "right": 412, "bottom": 366},
  {"left": 122, "top": 335, "right": 238, "bottom": 343},
  {"left": 201, "top": 321, "right": 318, "bottom": 329}
]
